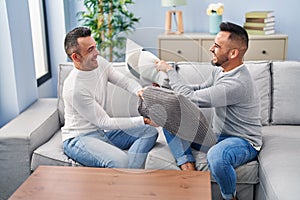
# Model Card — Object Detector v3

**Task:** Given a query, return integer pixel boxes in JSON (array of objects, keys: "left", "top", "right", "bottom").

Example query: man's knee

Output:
[
  {"left": 207, "top": 144, "right": 236, "bottom": 169},
  {"left": 207, "top": 145, "right": 227, "bottom": 167},
  {"left": 144, "top": 125, "right": 159, "bottom": 140},
  {"left": 106, "top": 156, "right": 129, "bottom": 168}
]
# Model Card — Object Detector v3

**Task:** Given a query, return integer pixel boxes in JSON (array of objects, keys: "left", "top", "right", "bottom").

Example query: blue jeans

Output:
[
  {"left": 163, "top": 128, "right": 200, "bottom": 166},
  {"left": 207, "top": 135, "right": 259, "bottom": 200},
  {"left": 63, "top": 125, "right": 158, "bottom": 169}
]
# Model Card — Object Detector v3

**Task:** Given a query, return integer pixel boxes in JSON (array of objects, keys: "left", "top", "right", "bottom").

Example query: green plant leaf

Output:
[{"left": 77, "top": 0, "right": 140, "bottom": 61}]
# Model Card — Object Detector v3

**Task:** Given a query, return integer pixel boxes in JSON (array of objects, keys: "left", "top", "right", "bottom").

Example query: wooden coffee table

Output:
[{"left": 9, "top": 166, "right": 211, "bottom": 199}]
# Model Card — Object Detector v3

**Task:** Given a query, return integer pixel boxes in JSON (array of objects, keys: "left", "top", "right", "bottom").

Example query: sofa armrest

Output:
[{"left": 0, "top": 98, "right": 60, "bottom": 199}]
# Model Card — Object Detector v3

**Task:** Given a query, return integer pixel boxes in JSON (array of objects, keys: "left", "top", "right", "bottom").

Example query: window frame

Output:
[{"left": 29, "top": 0, "right": 52, "bottom": 86}]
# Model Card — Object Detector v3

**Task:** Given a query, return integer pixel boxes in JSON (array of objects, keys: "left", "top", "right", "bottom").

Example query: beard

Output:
[
  {"left": 211, "top": 54, "right": 229, "bottom": 67},
  {"left": 81, "top": 56, "right": 98, "bottom": 70}
]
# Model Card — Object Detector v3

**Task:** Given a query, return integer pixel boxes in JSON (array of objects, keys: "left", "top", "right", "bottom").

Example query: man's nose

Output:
[{"left": 95, "top": 49, "right": 100, "bottom": 55}]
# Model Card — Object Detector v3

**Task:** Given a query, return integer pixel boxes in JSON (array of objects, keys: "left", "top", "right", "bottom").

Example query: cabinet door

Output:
[
  {"left": 245, "top": 39, "right": 286, "bottom": 61},
  {"left": 159, "top": 39, "right": 199, "bottom": 62},
  {"left": 201, "top": 39, "right": 214, "bottom": 62}
]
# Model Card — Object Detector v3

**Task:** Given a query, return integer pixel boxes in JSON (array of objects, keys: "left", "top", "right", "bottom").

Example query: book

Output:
[
  {"left": 244, "top": 22, "right": 275, "bottom": 27},
  {"left": 246, "top": 16, "right": 275, "bottom": 23},
  {"left": 246, "top": 29, "right": 275, "bottom": 35},
  {"left": 245, "top": 11, "right": 274, "bottom": 18},
  {"left": 244, "top": 26, "right": 274, "bottom": 31}
]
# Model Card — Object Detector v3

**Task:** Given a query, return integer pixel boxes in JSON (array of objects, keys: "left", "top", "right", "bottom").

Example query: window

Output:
[{"left": 28, "top": 0, "right": 51, "bottom": 86}]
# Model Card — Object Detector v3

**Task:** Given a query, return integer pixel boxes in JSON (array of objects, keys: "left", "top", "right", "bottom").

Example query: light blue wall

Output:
[
  {"left": 66, "top": 0, "right": 299, "bottom": 60},
  {"left": 0, "top": 0, "right": 66, "bottom": 127},
  {"left": 130, "top": 0, "right": 299, "bottom": 60},
  {"left": 0, "top": 0, "right": 38, "bottom": 127},
  {"left": 0, "top": 0, "right": 18, "bottom": 127}
]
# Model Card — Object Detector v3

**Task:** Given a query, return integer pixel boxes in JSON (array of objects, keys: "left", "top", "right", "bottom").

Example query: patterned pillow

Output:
[{"left": 139, "top": 86, "right": 217, "bottom": 149}]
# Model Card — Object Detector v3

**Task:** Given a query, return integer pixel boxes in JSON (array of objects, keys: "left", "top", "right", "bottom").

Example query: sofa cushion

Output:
[
  {"left": 57, "top": 63, "right": 73, "bottom": 125},
  {"left": 271, "top": 61, "right": 300, "bottom": 124},
  {"left": 31, "top": 130, "right": 81, "bottom": 171},
  {"left": 176, "top": 62, "right": 214, "bottom": 84},
  {"left": 258, "top": 125, "right": 300, "bottom": 199},
  {"left": 245, "top": 61, "right": 272, "bottom": 125}
]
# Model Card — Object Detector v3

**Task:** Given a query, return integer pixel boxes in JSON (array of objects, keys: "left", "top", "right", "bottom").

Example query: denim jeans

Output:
[
  {"left": 63, "top": 125, "right": 158, "bottom": 169},
  {"left": 207, "top": 135, "right": 259, "bottom": 200},
  {"left": 163, "top": 128, "right": 199, "bottom": 166}
]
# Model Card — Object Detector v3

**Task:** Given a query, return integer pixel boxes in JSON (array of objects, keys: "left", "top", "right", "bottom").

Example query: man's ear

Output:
[
  {"left": 230, "top": 49, "right": 239, "bottom": 59},
  {"left": 71, "top": 53, "right": 81, "bottom": 63}
]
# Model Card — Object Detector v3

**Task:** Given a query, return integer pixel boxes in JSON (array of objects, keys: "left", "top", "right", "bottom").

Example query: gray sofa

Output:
[{"left": 0, "top": 60, "right": 299, "bottom": 200}]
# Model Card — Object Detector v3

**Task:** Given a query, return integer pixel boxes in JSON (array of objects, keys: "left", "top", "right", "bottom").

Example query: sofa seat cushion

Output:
[
  {"left": 258, "top": 125, "right": 300, "bottom": 200},
  {"left": 31, "top": 130, "right": 81, "bottom": 171},
  {"left": 145, "top": 128, "right": 259, "bottom": 184}
]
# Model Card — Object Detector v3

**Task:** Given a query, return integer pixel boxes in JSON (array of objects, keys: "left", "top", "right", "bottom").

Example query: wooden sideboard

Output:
[{"left": 158, "top": 33, "right": 288, "bottom": 62}]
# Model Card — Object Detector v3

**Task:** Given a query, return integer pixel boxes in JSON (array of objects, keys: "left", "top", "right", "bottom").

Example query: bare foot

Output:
[{"left": 180, "top": 162, "right": 196, "bottom": 171}]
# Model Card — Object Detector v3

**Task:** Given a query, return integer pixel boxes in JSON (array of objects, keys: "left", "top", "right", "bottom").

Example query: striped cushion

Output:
[{"left": 139, "top": 86, "right": 217, "bottom": 149}]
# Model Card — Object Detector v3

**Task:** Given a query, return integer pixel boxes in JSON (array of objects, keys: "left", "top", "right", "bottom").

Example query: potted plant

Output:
[{"left": 77, "top": 0, "right": 140, "bottom": 61}]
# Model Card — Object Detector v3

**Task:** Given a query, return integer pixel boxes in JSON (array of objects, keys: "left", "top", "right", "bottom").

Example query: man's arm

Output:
[
  {"left": 107, "top": 65, "right": 143, "bottom": 96},
  {"left": 71, "top": 89, "right": 145, "bottom": 130},
  {"left": 155, "top": 60, "right": 244, "bottom": 107}
]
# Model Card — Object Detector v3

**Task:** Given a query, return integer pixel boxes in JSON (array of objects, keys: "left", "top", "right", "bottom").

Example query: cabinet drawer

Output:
[
  {"left": 159, "top": 39, "right": 199, "bottom": 62},
  {"left": 201, "top": 39, "right": 214, "bottom": 62},
  {"left": 245, "top": 39, "right": 286, "bottom": 61}
]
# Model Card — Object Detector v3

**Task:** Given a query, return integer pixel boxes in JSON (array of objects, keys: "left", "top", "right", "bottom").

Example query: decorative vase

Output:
[{"left": 209, "top": 12, "right": 222, "bottom": 35}]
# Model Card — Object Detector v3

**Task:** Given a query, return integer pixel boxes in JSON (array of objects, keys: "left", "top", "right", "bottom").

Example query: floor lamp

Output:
[{"left": 162, "top": 0, "right": 187, "bottom": 34}]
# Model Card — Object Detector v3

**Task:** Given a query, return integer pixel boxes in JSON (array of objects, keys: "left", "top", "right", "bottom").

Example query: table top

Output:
[{"left": 10, "top": 166, "right": 211, "bottom": 200}]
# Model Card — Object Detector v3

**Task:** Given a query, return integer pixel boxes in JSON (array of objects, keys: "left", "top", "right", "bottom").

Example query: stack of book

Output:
[{"left": 244, "top": 11, "right": 275, "bottom": 35}]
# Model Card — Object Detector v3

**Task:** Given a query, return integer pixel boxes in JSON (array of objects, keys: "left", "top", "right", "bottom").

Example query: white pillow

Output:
[
  {"left": 125, "top": 39, "right": 143, "bottom": 77},
  {"left": 125, "top": 39, "right": 170, "bottom": 88},
  {"left": 138, "top": 51, "right": 169, "bottom": 87}
]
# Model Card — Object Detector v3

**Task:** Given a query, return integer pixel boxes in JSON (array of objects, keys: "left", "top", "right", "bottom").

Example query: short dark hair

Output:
[
  {"left": 220, "top": 22, "right": 249, "bottom": 50},
  {"left": 64, "top": 27, "right": 91, "bottom": 59}
]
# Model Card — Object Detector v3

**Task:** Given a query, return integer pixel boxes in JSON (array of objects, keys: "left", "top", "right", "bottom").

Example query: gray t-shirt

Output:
[{"left": 167, "top": 64, "right": 262, "bottom": 149}]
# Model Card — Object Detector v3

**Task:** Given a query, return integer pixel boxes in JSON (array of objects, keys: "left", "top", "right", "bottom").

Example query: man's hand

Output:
[
  {"left": 155, "top": 60, "right": 173, "bottom": 73},
  {"left": 144, "top": 117, "right": 159, "bottom": 127},
  {"left": 137, "top": 88, "right": 145, "bottom": 100}
]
